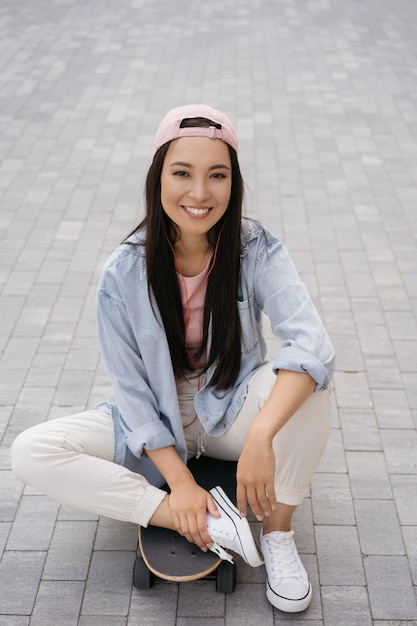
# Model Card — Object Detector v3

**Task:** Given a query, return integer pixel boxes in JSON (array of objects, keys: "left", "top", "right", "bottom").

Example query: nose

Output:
[{"left": 189, "top": 176, "right": 210, "bottom": 202}]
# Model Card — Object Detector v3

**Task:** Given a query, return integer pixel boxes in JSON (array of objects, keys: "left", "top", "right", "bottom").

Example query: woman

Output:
[{"left": 11, "top": 104, "right": 335, "bottom": 613}]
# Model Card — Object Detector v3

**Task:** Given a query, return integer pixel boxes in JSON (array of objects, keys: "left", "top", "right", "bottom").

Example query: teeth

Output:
[{"left": 184, "top": 206, "right": 210, "bottom": 215}]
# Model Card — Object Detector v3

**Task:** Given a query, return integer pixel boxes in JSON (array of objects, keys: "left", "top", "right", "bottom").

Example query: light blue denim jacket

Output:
[{"left": 96, "top": 219, "right": 335, "bottom": 486}]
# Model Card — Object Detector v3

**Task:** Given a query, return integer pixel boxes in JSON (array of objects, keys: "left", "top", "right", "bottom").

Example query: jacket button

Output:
[{"left": 202, "top": 416, "right": 208, "bottom": 422}]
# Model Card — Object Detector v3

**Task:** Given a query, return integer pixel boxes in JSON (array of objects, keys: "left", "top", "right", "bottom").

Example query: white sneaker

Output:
[
  {"left": 206, "top": 486, "right": 264, "bottom": 567},
  {"left": 260, "top": 530, "right": 312, "bottom": 613}
]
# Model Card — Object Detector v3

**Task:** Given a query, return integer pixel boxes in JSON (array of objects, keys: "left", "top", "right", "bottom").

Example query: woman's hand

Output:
[
  {"left": 236, "top": 370, "right": 316, "bottom": 519},
  {"left": 144, "top": 446, "right": 220, "bottom": 549},
  {"left": 236, "top": 429, "right": 277, "bottom": 521},
  {"left": 168, "top": 480, "right": 220, "bottom": 549}
]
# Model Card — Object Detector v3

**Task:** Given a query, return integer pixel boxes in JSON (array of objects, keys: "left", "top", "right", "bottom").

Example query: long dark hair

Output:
[{"left": 124, "top": 117, "right": 244, "bottom": 390}]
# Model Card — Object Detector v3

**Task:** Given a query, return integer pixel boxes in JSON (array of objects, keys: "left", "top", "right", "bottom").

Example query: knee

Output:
[{"left": 11, "top": 428, "right": 41, "bottom": 484}]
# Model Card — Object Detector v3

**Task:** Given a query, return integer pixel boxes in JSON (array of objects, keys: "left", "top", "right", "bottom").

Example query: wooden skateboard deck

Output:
[{"left": 133, "top": 457, "right": 238, "bottom": 592}]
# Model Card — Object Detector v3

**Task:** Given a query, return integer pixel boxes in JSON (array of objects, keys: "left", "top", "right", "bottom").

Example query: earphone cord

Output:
[{"left": 163, "top": 220, "right": 226, "bottom": 363}]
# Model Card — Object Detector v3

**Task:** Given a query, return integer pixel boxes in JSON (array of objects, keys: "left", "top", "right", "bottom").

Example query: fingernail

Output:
[{"left": 256, "top": 515, "right": 263, "bottom": 521}]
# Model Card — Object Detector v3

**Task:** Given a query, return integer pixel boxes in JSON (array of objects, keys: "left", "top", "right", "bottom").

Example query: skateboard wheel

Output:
[
  {"left": 215, "top": 560, "right": 237, "bottom": 593},
  {"left": 133, "top": 554, "right": 155, "bottom": 589}
]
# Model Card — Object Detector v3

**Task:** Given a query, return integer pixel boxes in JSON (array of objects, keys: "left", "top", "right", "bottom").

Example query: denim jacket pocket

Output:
[{"left": 237, "top": 295, "right": 260, "bottom": 355}]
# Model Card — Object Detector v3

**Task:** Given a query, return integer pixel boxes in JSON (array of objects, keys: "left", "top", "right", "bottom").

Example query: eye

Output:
[
  {"left": 210, "top": 172, "right": 227, "bottom": 179},
  {"left": 173, "top": 170, "right": 189, "bottom": 177}
]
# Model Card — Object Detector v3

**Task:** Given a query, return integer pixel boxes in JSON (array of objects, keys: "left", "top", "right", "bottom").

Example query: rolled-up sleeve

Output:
[
  {"left": 96, "top": 276, "right": 176, "bottom": 458},
  {"left": 255, "top": 236, "right": 335, "bottom": 390}
]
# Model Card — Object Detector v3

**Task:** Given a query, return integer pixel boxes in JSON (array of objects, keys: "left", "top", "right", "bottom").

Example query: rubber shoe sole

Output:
[{"left": 266, "top": 580, "right": 312, "bottom": 613}]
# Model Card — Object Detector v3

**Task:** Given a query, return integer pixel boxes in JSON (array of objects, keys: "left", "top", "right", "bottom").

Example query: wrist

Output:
[
  {"left": 145, "top": 445, "right": 195, "bottom": 489},
  {"left": 166, "top": 467, "right": 195, "bottom": 490},
  {"left": 247, "top": 420, "right": 275, "bottom": 446}
]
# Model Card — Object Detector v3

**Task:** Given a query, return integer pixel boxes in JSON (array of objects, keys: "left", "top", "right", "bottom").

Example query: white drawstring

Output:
[{"left": 196, "top": 423, "right": 206, "bottom": 459}]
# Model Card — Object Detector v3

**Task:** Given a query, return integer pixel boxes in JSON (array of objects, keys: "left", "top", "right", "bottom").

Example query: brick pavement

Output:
[{"left": 0, "top": 0, "right": 416, "bottom": 624}]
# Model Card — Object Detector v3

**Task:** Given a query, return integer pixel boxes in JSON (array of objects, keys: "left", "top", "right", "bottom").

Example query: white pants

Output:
[{"left": 11, "top": 363, "right": 331, "bottom": 527}]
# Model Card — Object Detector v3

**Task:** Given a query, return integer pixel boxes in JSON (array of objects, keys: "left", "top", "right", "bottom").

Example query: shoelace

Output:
[
  {"left": 264, "top": 530, "right": 303, "bottom": 581},
  {"left": 209, "top": 542, "right": 234, "bottom": 564},
  {"left": 209, "top": 524, "right": 236, "bottom": 564}
]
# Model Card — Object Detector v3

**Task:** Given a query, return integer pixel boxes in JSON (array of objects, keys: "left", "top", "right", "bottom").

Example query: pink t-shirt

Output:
[{"left": 177, "top": 262, "right": 209, "bottom": 366}]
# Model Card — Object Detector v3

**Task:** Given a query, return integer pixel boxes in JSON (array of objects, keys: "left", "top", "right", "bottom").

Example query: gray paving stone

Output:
[
  {"left": 81, "top": 551, "right": 135, "bottom": 616},
  {"left": 128, "top": 584, "right": 178, "bottom": 626},
  {"left": 0, "top": 296, "right": 25, "bottom": 346},
  {"left": 0, "top": 370, "right": 28, "bottom": 406},
  {"left": 380, "top": 429, "right": 417, "bottom": 474},
  {"left": 0, "top": 406, "right": 13, "bottom": 441},
  {"left": 0, "top": 617, "right": 30, "bottom": 626},
  {"left": 24, "top": 353, "right": 66, "bottom": 388},
  {"left": 315, "top": 526, "right": 365, "bottom": 586},
  {"left": 0, "top": 338, "right": 39, "bottom": 370},
  {"left": 80, "top": 618, "right": 127, "bottom": 626},
  {"left": 12, "top": 306, "right": 50, "bottom": 339},
  {"left": 393, "top": 340, "right": 417, "bottom": 373},
  {"left": 291, "top": 497, "right": 316, "bottom": 555},
  {"left": 339, "top": 408, "right": 381, "bottom": 451},
  {"left": 391, "top": 475, "right": 417, "bottom": 525},
  {"left": 0, "top": 470, "right": 23, "bottom": 522},
  {"left": 49, "top": 296, "right": 85, "bottom": 325},
  {"left": 321, "top": 586, "right": 372, "bottom": 626},
  {"left": 37, "top": 322, "right": 75, "bottom": 354},
  {"left": 1, "top": 271, "right": 37, "bottom": 297},
  {"left": 329, "top": 334, "right": 364, "bottom": 373},
  {"left": 29, "top": 580, "right": 84, "bottom": 626},
  {"left": 272, "top": 621, "right": 323, "bottom": 626},
  {"left": 0, "top": 550, "right": 45, "bottom": 614},
  {"left": 13, "top": 385, "right": 55, "bottom": 415},
  {"left": 53, "top": 369, "right": 96, "bottom": 407},
  {"left": 346, "top": 451, "right": 392, "bottom": 500},
  {"left": 403, "top": 373, "right": 417, "bottom": 410},
  {"left": 6, "top": 495, "right": 59, "bottom": 551},
  {"left": 178, "top": 581, "right": 225, "bottom": 619},
  {"left": 378, "top": 286, "right": 412, "bottom": 312},
  {"left": 364, "top": 556, "right": 417, "bottom": 620},
  {"left": 365, "top": 356, "right": 405, "bottom": 390},
  {"left": 176, "top": 617, "right": 224, "bottom": 626},
  {"left": 372, "top": 622, "right": 417, "bottom": 626},
  {"left": 311, "top": 473, "right": 355, "bottom": 526},
  {"left": 224, "top": 583, "right": 273, "bottom": 625},
  {"left": 354, "top": 500, "right": 404, "bottom": 556},
  {"left": 42, "top": 520, "right": 96, "bottom": 581},
  {"left": 333, "top": 372, "right": 373, "bottom": 409},
  {"left": 402, "top": 526, "right": 417, "bottom": 587},
  {"left": 94, "top": 517, "right": 138, "bottom": 552},
  {"left": 385, "top": 311, "right": 417, "bottom": 341},
  {"left": 372, "top": 389, "right": 415, "bottom": 429},
  {"left": 64, "top": 341, "right": 100, "bottom": 372},
  {"left": 351, "top": 297, "right": 385, "bottom": 325},
  {"left": 356, "top": 323, "right": 394, "bottom": 359},
  {"left": 0, "top": 521, "right": 10, "bottom": 557}
]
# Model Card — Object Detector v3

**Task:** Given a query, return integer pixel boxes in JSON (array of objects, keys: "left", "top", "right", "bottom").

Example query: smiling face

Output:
[{"left": 160, "top": 136, "right": 232, "bottom": 243}]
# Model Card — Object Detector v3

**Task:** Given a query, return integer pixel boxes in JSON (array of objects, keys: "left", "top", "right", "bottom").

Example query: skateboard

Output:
[{"left": 133, "top": 456, "right": 238, "bottom": 593}]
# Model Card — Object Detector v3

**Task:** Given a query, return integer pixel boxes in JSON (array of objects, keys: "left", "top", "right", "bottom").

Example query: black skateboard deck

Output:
[{"left": 133, "top": 457, "right": 238, "bottom": 593}]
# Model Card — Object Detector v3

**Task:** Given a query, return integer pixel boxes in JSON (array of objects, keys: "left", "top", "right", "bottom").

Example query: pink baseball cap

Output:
[{"left": 152, "top": 104, "right": 238, "bottom": 158}]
